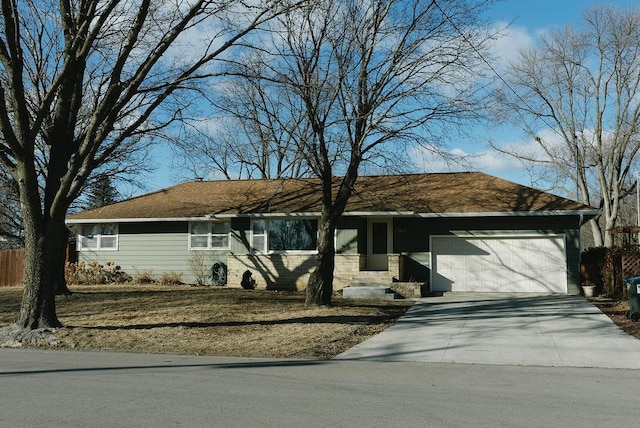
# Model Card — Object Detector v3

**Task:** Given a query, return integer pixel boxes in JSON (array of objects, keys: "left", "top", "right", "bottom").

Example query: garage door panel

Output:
[
  {"left": 432, "top": 236, "right": 567, "bottom": 293},
  {"left": 436, "top": 239, "right": 488, "bottom": 256}
]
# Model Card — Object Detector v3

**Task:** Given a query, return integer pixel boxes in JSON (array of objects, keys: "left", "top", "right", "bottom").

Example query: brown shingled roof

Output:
[{"left": 66, "top": 172, "right": 595, "bottom": 221}]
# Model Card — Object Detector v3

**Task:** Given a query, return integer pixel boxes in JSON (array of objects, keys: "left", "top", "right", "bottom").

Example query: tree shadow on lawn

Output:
[{"left": 73, "top": 314, "right": 403, "bottom": 331}]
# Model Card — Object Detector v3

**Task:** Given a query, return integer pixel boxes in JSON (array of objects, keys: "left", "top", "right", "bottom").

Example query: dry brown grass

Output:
[
  {"left": 591, "top": 296, "right": 640, "bottom": 341},
  {"left": 0, "top": 284, "right": 412, "bottom": 359}
]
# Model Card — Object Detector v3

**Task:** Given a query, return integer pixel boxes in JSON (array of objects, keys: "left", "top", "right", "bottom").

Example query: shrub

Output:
[
  {"left": 65, "top": 262, "right": 101, "bottom": 285},
  {"left": 133, "top": 270, "right": 156, "bottom": 284},
  {"left": 581, "top": 247, "right": 608, "bottom": 292},
  {"left": 581, "top": 245, "right": 640, "bottom": 297},
  {"left": 188, "top": 251, "right": 209, "bottom": 286},
  {"left": 103, "top": 262, "right": 132, "bottom": 283},
  {"left": 160, "top": 271, "right": 183, "bottom": 285},
  {"left": 65, "top": 261, "right": 131, "bottom": 285}
]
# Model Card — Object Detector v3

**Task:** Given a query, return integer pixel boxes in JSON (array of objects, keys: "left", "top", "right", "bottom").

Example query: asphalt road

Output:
[{"left": 1, "top": 348, "right": 638, "bottom": 427}]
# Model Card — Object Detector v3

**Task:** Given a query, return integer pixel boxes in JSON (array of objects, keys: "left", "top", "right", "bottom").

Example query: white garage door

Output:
[{"left": 431, "top": 235, "right": 567, "bottom": 293}]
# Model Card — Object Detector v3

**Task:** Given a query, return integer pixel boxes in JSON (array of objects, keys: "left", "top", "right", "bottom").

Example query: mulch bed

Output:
[{"left": 591, "top": 297, "right": 640, "bottom": 340}]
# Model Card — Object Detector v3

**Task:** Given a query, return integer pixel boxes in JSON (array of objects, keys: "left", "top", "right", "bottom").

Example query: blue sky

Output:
[
  {"left": 137, "top": 0, "right": 636, "bottom": 195},
  {"left": 450, "top": 0, "right": 638, "bottom": 188}
]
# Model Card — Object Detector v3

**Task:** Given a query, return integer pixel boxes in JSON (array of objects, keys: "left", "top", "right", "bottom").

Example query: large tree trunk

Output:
[
  {"left": 17, "top": 243, "right": 63, "bottom": 329},
  {"left": 55, "top": 227, "right": 72, "bottom": 295},
  {"left": 306, "top": 215, "right": 337, "bottom": 306},
  {"left": 305, "top": 168, "right": 358, "bottom": 306},
  {"left": 15, "top": 172, "right": 63, "bottom": 329}
]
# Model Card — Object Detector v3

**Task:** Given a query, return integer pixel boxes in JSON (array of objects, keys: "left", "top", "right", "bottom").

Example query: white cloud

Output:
[
  {"left": 406, "top": 135, "right": 550, "bottom": 186},
  {"left": 473, "top": 150, "right": 524, "bottom": 172},
  {"left": 490, "top": 23, "right": 535, "bottom": 71},
  {"left": 407, "top": 144, "right": 523, "bottom": 175}
]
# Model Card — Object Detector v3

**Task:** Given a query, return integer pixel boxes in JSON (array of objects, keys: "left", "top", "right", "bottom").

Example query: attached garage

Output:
[{"left": 431, "top": 235, "right": 568, "bottom": 293}]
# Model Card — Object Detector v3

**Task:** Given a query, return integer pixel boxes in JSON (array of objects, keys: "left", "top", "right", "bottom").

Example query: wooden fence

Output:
[
  {"left": 0, "top": 243, "right": 76, "bottom": 287},
  {"left": 0, "top": 248, "right": 24, "bottom": 287}
]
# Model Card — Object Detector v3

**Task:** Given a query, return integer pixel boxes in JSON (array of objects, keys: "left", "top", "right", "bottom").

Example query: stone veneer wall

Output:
[
  {"left": 333, "top": 254, "right": 367, "bottom": 288},
  {"left": 226, "top": 253, "right": 402, "bottom": 291},
  {"left": 389, "top": 254, "right": 402, "bottom": 280},
  {"left": 226, "top": 253, "right": 368, "bottom": 291}
]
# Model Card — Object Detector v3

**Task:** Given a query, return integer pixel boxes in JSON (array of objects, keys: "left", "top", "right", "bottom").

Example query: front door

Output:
[{"left": 367, "top": 219, "right": 391, "bottom": 270}]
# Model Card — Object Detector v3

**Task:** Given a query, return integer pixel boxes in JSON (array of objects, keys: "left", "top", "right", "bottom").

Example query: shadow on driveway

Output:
[{"left": 335, "top": 293, "right": 640, "bottom": 369}]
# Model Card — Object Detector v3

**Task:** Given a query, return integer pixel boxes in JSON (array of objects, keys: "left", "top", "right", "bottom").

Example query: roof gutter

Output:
[
  {"left": 65, "top": 212, "right": 325, "bottom": 224},
  {"left": 416, "top": 209, "right": 601, "bottom": 218},
  {"left": 66, "top": 209, "right": 600, "bottom": 224},
  {"left": 66, "top": 217, "right": 207, "bottom": 224}
]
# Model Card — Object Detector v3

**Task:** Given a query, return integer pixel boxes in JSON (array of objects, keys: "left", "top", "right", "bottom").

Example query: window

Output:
[
  {"left": 78, "top": 223, "right": 118, "bottom": 250},
  {"left": 251, "top": 218, "right": 318, "bottom": 252},
  {"left": 251, "top": 219, "right": 266, "bottom": 252},
  {"left": 189, "top": 221, "right": 230, "bottom": 250}
]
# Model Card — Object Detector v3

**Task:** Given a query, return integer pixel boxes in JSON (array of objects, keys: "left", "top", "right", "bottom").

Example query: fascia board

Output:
[
  {"left": 416, "top": 209, "right": 600, "bottom": 218},
  {"left": 66, "top": 209, "right": 600, "bottom": 224}
]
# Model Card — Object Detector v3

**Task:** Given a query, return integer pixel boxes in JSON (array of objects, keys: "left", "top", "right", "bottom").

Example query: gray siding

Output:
[
  {"left": 77, "top": 221, "right": 229, "bottom": 284},
  {"left": 74, "top": 214, "right": 584, "bottom": 293}
]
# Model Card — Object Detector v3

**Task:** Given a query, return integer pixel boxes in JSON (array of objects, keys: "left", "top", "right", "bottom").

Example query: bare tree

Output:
[
  {"left": 176, "top": 58, "right": 311, "bottom": 180},
  {"left": 240, "top": 0, "right": 496, "bottom": 305},
  {"left": 496, "top": 4, "right": 640, "bottom": 247},
  {"left": 0, "top": 0, "right": 298, "bottom": 330}
]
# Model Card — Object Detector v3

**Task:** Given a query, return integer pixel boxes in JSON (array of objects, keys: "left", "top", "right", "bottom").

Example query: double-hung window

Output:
[
  {"left": 189, "top": 221, "right": 230, "bottom": 250},
  {"left": 251, "top": 219, "right": 267, "bottom": 252},
  {"left": 78, "top": 223, "right": 118, "bottom": 250},
  {"left": 251, "top": 218, "right": 318, "bottom": 253}
]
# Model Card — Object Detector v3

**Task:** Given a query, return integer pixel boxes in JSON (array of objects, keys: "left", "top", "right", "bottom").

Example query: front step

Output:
[
  {"left": 350, "top": 271, "right": 396, "bottom": 287},
  {"left": 342, "top": 286, "right": 398, "bottom": 300},
  {"left": 346, "top": 271, "right": 427, "bottom": 299}
]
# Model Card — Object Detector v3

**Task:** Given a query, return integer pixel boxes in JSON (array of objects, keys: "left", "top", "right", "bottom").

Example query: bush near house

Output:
[
  {"left": 65, "top": 262, "right": 132, "bottom": 285},
  {"left": 158, "top": 272, "right": 184, "bottom": 286},
  {"left": 581, "top": 246, "right": 640, "bottom": 297},
  {"left": 65, "top": 262, "right": 183, "bottom": 286}
]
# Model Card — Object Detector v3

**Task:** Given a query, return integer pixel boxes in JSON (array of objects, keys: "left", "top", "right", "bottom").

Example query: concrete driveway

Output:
[{"left": 336, "top": 293, "right": 640, "bottom": 369}]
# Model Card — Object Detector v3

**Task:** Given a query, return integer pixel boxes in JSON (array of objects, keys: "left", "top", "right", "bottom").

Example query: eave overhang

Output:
[{"left": 65, "top": 209, "right": 600, "bottom": 224}]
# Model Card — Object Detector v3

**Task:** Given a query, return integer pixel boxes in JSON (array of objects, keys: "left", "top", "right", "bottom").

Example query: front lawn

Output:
[{"left": 0, "top": 284, "right": 412, "bottom": 359}]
